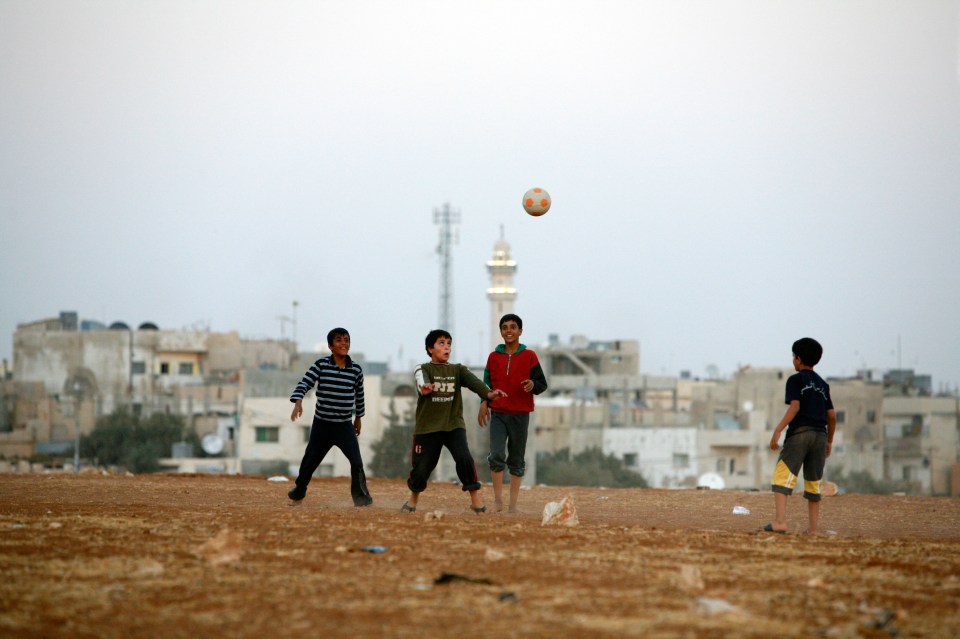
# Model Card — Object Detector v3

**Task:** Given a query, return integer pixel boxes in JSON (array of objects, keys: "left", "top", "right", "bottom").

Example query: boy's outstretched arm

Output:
[
  {"left": 826, "top": 408, "right": 837, "bottom": 457},
  {"left": 770, "top": 400, "right": 800, "bottom": 450}
]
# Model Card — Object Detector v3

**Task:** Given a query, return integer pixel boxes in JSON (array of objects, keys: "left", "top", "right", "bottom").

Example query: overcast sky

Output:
[{"left": 2, "top": 1, "right": 959, "bottom": 390}]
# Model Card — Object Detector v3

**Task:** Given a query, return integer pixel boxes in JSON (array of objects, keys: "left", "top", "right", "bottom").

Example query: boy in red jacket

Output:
[{"left": 478, "top": 314, "right": 548, "bottom": 513}]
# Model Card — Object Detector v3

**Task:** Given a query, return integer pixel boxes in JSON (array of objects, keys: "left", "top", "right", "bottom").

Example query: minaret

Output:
[{"left": 486, "top": 226, "right": 517, "bottom": 351}]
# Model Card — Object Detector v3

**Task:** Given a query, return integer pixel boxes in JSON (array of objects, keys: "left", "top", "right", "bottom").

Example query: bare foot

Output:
[
  {"left": 508, "top": 506, "right": 519, "bottom": 514},
  {"left": 494, "top": 498, "right": 504, "bottom": 513}
]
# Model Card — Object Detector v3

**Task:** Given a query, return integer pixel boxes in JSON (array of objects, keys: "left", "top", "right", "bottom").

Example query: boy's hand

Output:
[
  {"left": 291, "top": 400, "right": 303, "bottom": 422},
  {"left": 521, "top": 379, "right": 534, "bottom": 392},
  {"left": 354, "top": 417, "right": 362, "bottom": 436},
  {"left": 488, "top": 389, "right": 507, "bottom": 401},
  {"left": 826, "top": 440, "right": 832, "bottom": 457},
  {"left": 478, "top": 402, "right": 490, "bottom": 427},
  {"left": 769, "top": 433, "right": 781, "bottom": 451},
  {"left": 419, "top": 383, "right": 435, "bottom": 395}
]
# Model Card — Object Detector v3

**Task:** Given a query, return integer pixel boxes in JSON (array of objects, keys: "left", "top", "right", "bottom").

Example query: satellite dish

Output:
[
  {"left": 201, "top": 434, "right": 224, "bottom": 455},
  {"left": 697, "top": 472, "right": 725, "bottom": 490},
  {"left": 742, "top": 400, "right": 754, "bottom": 412}
]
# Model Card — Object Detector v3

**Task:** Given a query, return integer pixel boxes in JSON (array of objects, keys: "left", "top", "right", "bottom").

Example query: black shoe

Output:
[
  {"left": 288, "top": 485, "right": 306, "bottom": 501},
  {"left": 353, "top": 496, "right": 373, "bottom": 507}
]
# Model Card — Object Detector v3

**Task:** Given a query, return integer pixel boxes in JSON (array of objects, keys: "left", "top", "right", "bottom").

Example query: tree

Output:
[
  {"left": 537, "top": 447, "right": 647, "bottom": 488},
  {"left": 368, "top": 399, "right": 414, "bottom": 479},
  {"left": 81, "top": 408, "right": 200, "bottom": 473}
]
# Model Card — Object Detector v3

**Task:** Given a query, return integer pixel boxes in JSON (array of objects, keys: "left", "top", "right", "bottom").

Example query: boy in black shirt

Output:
[{"left": 766, "top": 337, "right": 836, "bottom": 534}]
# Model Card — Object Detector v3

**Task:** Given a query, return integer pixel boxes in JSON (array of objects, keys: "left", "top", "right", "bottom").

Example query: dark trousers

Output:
[
  {"left": 296, "top": 417, "right": 371, "bottom": 502},
  {"left": 406, "top": 428, "right": 481, "bottom": 493},
  {"left": 486, "top": 412, "right": 530, "bottom": 477}
]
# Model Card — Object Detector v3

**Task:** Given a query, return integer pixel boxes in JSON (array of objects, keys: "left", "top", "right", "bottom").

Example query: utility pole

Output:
[
  {"left": 73, "top": 381, "right": 82, "bottom": 473},
  {"left": 292, "top": 300, "right": 299, "bottom": 354},
  {"left": 433, "top": 203, "right": 460, "bottom": 332}
]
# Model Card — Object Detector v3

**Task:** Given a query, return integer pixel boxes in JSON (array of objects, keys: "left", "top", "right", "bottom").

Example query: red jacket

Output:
[{"left": 483, "top": 344, "right": 548, "bottom": 414}]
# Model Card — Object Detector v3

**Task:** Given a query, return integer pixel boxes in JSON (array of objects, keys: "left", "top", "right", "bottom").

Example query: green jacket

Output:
[{"left": 414, "top": 362, "right": 491, "bottom": 435}]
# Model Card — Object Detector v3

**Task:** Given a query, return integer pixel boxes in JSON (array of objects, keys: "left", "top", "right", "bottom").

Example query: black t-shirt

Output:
[{"left": 784, "top": 369, "right": 833, "bottom": 438}]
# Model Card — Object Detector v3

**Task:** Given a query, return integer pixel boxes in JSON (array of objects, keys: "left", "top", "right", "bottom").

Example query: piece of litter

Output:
[
  {"left": 696, "top": 596, "right": 743, "bottom": 616},
  {"left": 542, "top": 496, "right": 579, "bottom": 527},
  {"left": 266, "top": 476, "right": 289, "bottom": 482},
  {"left": 435, "top": 572, "right": 494, "bottom": 585},
  {"left": 359, "top": 546, "right": 387, "bottom": 553},
  {"left": 732, "top": 506, "right": 750, "bottom": 515}
]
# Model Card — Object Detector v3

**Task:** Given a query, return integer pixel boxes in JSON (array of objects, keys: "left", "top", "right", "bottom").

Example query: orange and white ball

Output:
[{"left": 522, "top": 187, "right": 551, "bottom": 217}]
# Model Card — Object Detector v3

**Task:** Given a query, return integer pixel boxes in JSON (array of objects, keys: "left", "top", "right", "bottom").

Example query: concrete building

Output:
[
  {"left": 2, "top": 311, "right": 291, "bottom": 460},
  {"left": 882, "top": 395, "right": 960, "bottom": 495}
]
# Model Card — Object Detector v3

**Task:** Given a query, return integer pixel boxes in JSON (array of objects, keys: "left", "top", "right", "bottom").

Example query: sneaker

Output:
[
  {"left": 354, "top": 496, "right": 373, "bottom": 507},
  {"left": 288, "top": 485, "right": 306, "bottom": 501}
]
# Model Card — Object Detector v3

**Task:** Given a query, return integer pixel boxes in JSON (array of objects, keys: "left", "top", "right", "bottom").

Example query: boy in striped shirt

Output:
[{"left": 288, "top": 327, "right": 373, "bottom": 507}]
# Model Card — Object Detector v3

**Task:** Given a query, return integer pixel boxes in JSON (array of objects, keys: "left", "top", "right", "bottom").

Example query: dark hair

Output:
[
  {"left": 792, "top": 337, "right": 823, "bottom": 367},
  {"left": 424, "top": 329, "right": 452, "bottom": 354},
  {"left": 499, "top": 313, "right": 523, "bottom": 330},
  {"left": 327, "top": 327, "right": 350, "bottom": 346}
]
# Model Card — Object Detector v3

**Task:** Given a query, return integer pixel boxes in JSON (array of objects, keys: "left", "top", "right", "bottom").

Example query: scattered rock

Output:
[
  {"left": 678, "top": 565, "right": 705, "bottom": 591},
  {"left": 194, "top": 528, "right": 244, "bottom": 566},
  {"left": 485, "top": 548, "right": 506, "bottom": 562}
]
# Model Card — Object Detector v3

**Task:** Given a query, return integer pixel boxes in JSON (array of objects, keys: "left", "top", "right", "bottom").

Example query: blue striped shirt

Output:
[{"left": 290, "top": 356, "right": 365, "bottom": 422}]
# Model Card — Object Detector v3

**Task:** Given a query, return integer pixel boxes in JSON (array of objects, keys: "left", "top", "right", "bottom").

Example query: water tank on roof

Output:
[
  {"left": 60, "top": 311, "right": 78, "bottom": 331},
  {"left": 109, "top": 321, "right": 130, "bottom": 330},
  {"left": 138, "top": 322, "right": 159, "bottom": 330}
]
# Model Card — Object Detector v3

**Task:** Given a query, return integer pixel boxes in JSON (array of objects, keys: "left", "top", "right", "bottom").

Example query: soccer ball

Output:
[{"left": 522, "top": 187, "right": 551, "bottom": 216}]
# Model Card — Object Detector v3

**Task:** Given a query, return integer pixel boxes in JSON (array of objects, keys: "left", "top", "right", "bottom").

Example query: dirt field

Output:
[{"left": 1, "top": 473, "right": 959, "bottom": 639}]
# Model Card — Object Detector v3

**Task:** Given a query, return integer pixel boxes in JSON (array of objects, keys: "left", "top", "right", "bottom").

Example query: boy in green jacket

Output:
[{"left": 401, "top": 329, "right": 506, "bottom": 514}]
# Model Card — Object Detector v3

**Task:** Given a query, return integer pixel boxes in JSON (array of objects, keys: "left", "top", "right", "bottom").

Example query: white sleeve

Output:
[{"left": 414, "top": 365, "right": 426, "bottom": 393}]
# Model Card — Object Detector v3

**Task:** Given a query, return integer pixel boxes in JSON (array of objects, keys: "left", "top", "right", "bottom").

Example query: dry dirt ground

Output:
[{"left": 1, "top": 473, "right": 959, "bottom": 639}]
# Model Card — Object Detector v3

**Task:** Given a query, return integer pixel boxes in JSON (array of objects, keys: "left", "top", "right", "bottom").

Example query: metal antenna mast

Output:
[{"left": 433, "top": 203, "right": 460, "bottom": 331}]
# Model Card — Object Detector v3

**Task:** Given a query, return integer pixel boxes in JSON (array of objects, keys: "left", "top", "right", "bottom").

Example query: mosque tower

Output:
[{"left": 486, "top": 226, "right": 517, "bottom": 351}]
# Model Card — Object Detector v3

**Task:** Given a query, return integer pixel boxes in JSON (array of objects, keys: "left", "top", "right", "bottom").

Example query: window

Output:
[
  {"left": 902, "top": 466, "right": 913, "bottom": 481},
  {"left": 178, "top": 362, "right": 194, "bottom": 375},
  {"left": 131, "top": 361, "right": 146, "bottom": 375},
  {"left": 255, "top": 426, "right": 279, "bottom": 443},
  {"left": 672, "top": 453, "right": 690, "bottom": 469},
  {"left": 623, "top": 453, "right": 637, "bottom": 467},
  {"left": 160, "top": 362, "right": 170, "bottom": 375},
  {"left": 867, "top": 410, "right": 876, "bottom": 424},
  {"left": 716, "top": 458, "right": 725, "bottom": 473},
  {"left": 836, "top": 410, "right": 846, "bottom": 424},
  {"left": 902, "top": 422, "right": 922, "bottom": 437},
  {"left": 729, "top": 459, "right": 736, "bottom": 474}
]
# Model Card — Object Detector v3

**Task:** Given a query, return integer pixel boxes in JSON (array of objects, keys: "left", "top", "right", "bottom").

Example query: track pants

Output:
[
  {"left": 406, "top": 428, "right": 481, "bottom": 493},
  {"left": 295, "top": 417, "right": 371, "bottom": 503}
]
